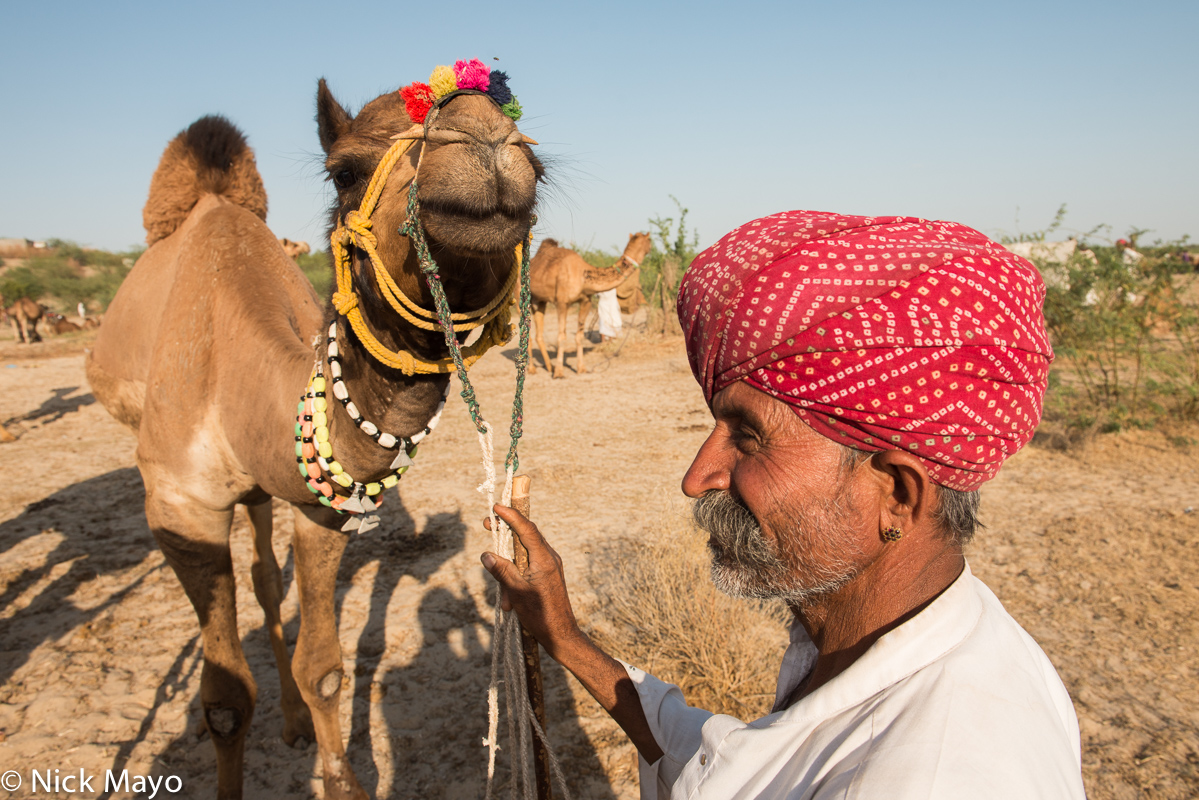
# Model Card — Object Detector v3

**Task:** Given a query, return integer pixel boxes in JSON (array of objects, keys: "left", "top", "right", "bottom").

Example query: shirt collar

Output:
[{"left": 771, "top": 560, "right": 982, "bottom": 721}]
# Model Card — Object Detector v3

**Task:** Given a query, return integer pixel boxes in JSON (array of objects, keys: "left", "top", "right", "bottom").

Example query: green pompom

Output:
[{"left": 501, "top": 96, "right": 523, "bottom": 122}]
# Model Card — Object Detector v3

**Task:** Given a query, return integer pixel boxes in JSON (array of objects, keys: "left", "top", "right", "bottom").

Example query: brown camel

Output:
[
  {"left": 4, "top": 296, "right": 43, "bottom": 343},
  {"left": 615, "top": 267, "right": 644, "bottom": 314},
  {"left": 87, "top": 82, "right": 541, "bottom": 799},
  {"left": 46, "top": 312, "right": 82, "bottom": 334},
  {"left": 278, "top": 237, "right": 311, "bottom": 258},
  {"left": 528, "top": 232, "right": 651, "bottom": 377}
]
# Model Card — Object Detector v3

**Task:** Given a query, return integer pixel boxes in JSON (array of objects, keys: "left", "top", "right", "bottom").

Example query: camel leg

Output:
[
  {"left": 146, "top": 496, "right": 253, "bottom": 800},
  {"left": 533, "top": 301, "right": 552, "bottom": 376},
  {"left": 555, "top": 301, "right": 571, "bottom": 379},
  {"left": 290, "top": 506, "right": 367, "bottom": 800},
  {"left": 576, "top": 294, "right": 592, "bottom": 374},
  {"left": 247, "top": 500, "right": 314, "bottom": 748}
]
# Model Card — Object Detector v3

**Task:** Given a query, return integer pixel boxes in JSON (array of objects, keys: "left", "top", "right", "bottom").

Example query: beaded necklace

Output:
[{"left": 294, "top": 320, "right": 450, "bottom": 532}]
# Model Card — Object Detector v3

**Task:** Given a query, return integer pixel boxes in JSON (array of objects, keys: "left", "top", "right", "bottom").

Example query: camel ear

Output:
[{"left": 316, "top": 78, "right": 353, "bottom": 154}]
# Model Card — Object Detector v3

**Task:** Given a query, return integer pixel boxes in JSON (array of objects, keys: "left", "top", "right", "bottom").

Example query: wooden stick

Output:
[{"left": 509, "top": 475, "right": 552, "bottom": 800}]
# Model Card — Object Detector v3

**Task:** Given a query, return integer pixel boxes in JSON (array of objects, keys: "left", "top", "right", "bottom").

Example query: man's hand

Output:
[
  {"left": 479, "top": 504, "right": 665, "bottom": 764},
  {"left": 480, "top": 504, "right": 588, "bottom": 662}
]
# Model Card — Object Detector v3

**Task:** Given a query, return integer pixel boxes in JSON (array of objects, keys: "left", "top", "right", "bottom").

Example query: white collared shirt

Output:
[{"left": 622, "top": 563, "right": 1085, "bottom": 799}]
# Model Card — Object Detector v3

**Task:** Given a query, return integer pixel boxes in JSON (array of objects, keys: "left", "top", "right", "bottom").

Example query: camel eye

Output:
[{"left": 333, "top": 170, "right": 357, "bottom": 189}]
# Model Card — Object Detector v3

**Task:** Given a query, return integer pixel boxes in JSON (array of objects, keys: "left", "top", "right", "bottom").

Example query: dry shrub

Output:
[{"left": 587, "top": 509, "right": 791, "bottom": 720}]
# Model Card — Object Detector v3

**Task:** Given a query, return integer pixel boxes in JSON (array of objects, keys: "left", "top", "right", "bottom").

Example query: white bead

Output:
[
  {"left": 378, "top": 433, "right": 397, "bottom": 449},
  {"left": 333, "top": 381, "right": 348, "bottom": 400},
  {"left": 328, "top": 322, "right": 337, "bottom": 338},
  {"left": 330, "top": 361, "right": 342, "bottom": 378},
  {"left": 328, "top": 341, "right": 339, "bottom": 358},
  {"left": 360, "top": 420, "right": 378, "bottom": 437},
  {"left": 346, "top": 402, "right": 359, "bottom": 419},
  {"left": 318, "top": 456, "right": 330, "bottom": 470},
  {"left": 411, "top": 431, "right": 426, "bottom": 444}
]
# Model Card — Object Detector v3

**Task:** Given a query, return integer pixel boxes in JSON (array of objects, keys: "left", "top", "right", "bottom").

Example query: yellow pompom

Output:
[{"left": 428, "top": 65, "right": 457, "bottom": 98}]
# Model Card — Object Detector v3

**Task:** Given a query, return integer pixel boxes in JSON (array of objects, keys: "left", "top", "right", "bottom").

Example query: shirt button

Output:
[{"left": 700, "top": 754, "right": 707, "bottom": 766}]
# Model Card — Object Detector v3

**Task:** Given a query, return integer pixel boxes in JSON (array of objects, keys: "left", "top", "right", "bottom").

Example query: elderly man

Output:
[{"left": 482, "top": 211, "right": 1086, "bottom": 798}]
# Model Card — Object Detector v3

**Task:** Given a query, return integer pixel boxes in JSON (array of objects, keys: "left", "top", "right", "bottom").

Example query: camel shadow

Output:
[
  {"left": 3, "top": 384, "right": 96, "bottom": 427},
  {"left": 0, "top": 467, "right": 157, "bottom": 686},
  {"left": 339, "top": 490, "right": 615, "bottom": 799},
  {"left": 15, "top": 482, "right": 618, "bottom": 799}
]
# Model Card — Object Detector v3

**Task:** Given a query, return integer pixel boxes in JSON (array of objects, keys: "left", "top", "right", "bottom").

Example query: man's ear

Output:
[
  {"left": 316, "top": 78, "right": 353, "bottom": 155},
  {"left": 868, "top": 450, "right": 935, "bottom": 531}
]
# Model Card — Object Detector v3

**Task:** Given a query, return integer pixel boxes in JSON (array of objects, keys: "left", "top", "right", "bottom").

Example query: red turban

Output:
[{"left": 677, "top": 211, "right": 1053, "bottom": 490}]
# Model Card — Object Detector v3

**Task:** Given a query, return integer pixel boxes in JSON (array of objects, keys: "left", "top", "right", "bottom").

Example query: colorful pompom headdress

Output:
[{"left": 399, "top": 58, "right": 522, "bottom": 125}]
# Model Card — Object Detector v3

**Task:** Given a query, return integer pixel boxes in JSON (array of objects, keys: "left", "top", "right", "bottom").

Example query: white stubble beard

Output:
[{"left": 692, "top": 488, "right": 865, "bottom": 605}]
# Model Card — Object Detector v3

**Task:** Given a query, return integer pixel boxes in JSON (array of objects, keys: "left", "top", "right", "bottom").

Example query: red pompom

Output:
[{"left": 399, "top": 82, "right": 435, "bottom": 124}]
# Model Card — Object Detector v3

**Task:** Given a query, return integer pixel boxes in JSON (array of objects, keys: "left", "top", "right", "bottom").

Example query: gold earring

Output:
[{"left": 882, "top": 526, "right": 903, "bottom": 542}]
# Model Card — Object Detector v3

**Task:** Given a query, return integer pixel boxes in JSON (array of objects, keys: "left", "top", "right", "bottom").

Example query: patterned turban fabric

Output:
[{"left": 677, "top": 211, "right": 1053, "bottom": 491}]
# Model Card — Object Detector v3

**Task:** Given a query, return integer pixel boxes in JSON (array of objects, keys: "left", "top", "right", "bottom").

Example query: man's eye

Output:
[{"left": 734, "top": 426, "right": 761, "bottom": 451}]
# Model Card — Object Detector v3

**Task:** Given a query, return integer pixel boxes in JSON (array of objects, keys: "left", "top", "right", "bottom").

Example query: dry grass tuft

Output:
[{"left": 587, "top": 509, "right": 792, "bottom": 720}]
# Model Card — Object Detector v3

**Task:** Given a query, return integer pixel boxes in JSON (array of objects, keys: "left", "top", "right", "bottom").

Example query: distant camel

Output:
[
  {"left": 278, "top": 237, "right": 311, "bottom": 258},
  {"left": 528, "top": 232, "right": 652, "bottom": 377},
  {"left": 4, "top": 296, "right": 43, "bottom": 343},
  {"left": 615, "top": 267, "right": 644, "bottom": 314},
  {"left": 46, "top": 312, "right": 81, "bottom": 334},
  {"left": 88, "top": 83, "right": 541, "bottom": 799}
]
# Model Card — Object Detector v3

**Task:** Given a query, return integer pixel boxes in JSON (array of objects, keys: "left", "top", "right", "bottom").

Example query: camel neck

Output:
[{"left": 321, "top": 317, "right": 451, "bottom": 483}]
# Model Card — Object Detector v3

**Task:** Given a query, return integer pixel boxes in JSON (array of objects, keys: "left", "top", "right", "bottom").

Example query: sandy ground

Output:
[{"left": 0, "top": 318, "right": 1196, "bottom": 799}]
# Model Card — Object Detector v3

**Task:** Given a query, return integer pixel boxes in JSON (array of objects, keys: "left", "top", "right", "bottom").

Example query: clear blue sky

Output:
[{"left": 1, "top": 0, "right": 1195, "bottom": 254}]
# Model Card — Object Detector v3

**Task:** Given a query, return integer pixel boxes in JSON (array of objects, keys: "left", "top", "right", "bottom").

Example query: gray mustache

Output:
[{"left": 692, "top": 491, "right": 785, "bottom": 572}]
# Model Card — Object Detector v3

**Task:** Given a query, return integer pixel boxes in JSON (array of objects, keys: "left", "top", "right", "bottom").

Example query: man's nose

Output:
[{"left": 681, "top": 431, "right": 731, "bottom": 498}]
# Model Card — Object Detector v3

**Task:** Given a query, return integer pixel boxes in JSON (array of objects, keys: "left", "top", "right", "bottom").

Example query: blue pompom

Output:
[{"left": 487, "top": 70, "right": 513, "bottom": 105}]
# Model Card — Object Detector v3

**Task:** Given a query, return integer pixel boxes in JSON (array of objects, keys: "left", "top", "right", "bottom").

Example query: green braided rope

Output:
[
  {"left": 399, "top": 178, "right": 531, "bottom": 472},
  {"left": 506, "top": 241, "right": 532, "bottom": 472}
]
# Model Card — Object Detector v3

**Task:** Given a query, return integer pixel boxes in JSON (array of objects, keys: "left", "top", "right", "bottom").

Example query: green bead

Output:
[
  {"left": 319, "top": 496, "right": 332, "bottom": 507},
  {"left": 294, "top": 423, "right": 302, "bottom": 436},
  {"left": 297, "top": 401, "right": 305, "bottom": 414},
  {"left": 295, "top": 442, "right": 304, "bottom": 457},
  {"left": 307, "top": 482, "right": 319, "bottom": 494},
  {"left": 298, "top": 462, "right": 308, "bottom": 477}
]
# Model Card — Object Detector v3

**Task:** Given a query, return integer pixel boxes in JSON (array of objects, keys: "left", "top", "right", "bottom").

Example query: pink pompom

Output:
[{"left": 453, "top": 58, "right": 490, "bottom": 92}]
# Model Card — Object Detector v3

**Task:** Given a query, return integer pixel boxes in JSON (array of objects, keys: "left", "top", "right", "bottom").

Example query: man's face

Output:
[{"left": 683, "top": 382, "right": 872, "bottom": 604}]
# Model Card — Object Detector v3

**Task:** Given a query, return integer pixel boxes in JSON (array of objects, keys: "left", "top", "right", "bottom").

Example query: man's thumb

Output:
[{"left": 481, "top": 552, "right": 513, "bottom": 581}]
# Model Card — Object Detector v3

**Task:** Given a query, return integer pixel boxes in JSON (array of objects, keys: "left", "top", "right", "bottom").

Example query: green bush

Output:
[
  {"left": 640, "top": 195, "right": 700, "bottom": 301},
  {"left": 294, "top": 249, "right": 334, "bottom": 297},
  {"left": 0, "top": 241, "right": 142, "bottom": 310},
  {"left": 1041, "top": 244, "right": 1199, "bottom": 430}
]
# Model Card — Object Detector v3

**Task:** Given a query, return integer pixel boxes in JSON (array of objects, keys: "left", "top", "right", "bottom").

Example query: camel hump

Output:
[
  {"left": 540, "top": 238, "right": 559, "bottom": 249},
  {"left": 142, "top": 115, "right": 268, "bottom": 246}
]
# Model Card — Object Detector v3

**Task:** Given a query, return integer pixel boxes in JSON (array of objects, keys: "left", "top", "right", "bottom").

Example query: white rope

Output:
[{"left": 473, "top": 420, "right": 571, "bottom": 800}]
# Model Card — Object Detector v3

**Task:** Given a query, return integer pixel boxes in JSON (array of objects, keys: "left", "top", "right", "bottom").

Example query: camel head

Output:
[
  {"left": 624, "top": 232, "right": 653, "bottom": 266},
  {"left": 317, "top": 75, "right": 543, "bottom": 311}
]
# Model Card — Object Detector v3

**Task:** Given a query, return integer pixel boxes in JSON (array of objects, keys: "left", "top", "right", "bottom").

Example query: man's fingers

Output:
[{"left": 493, "top": 504, "right": 550, "bottom": 554}]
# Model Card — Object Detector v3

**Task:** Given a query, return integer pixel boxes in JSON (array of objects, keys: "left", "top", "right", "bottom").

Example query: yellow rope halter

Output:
[{"left": 329, "top": 137, "right": 521, "bottom": 375}]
